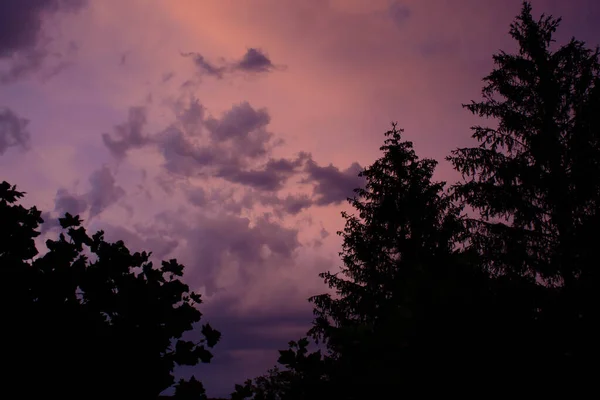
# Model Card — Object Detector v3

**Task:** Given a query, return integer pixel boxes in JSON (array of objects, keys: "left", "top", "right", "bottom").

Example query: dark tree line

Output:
[
  {"left": 232, "top": 3, "right": 600, "bottom": 399},
  {"left": 1, "top": 2, "right": 599, "bottom": 399}
]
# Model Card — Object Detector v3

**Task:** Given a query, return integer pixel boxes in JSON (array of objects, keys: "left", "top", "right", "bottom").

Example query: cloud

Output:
[
  {"left": 388, "top": 2, "right": 411, "bottom": 28},
  {"left": 102, "top": 223, "right": 179, "bottom": 261},
  {"left": 216, "top": 154, "right": 307, "bottom": 192},
  {"left": 50, "top": 165, "right": 125, "bottom": 221},
  {"left": 102, "top": 106, "right": 150, "bottom": 159},
  {"left": 205, "top": 102, "right": 271, "bottom": 143},
  {"left": 177, "top": 97, "right": 205, "bottom": 136},
  {"left": 149, "top": 209, "right": 302, "bottom": 295},
  {"left": 0, "top": 0, "right": 86, "bottom": 82},
  {"left": 261, "top": 193, "right": 314, "bottom": 217},
  {"left": 303, "top": 159, "right": 365, "bottom": 205},
  {"left": 183, "top": 48, "right": 279, "bottom": 78},
  {"left": 181, "top": 52, "right": 226, "bottom": 78},
  {"left": 157, "top": 101, "right": 295, "bottom": 189},
  {"left": 103, "top": 99, "right": 280, "bottom": 185},
  {"left": 233, "top": 48, "right": 275, "bottom": 73},
  {"left": 0, "top": 107, "right": 31, "bottom": 155},
  {"left": 54, "top": 187, "right": 88, "bottom": 215},
  {"left": 99, "top": 96, "right": 361, "bottom": 213},
  {"left": 87, "top": 166, "right": 126, "bottom": 218}
]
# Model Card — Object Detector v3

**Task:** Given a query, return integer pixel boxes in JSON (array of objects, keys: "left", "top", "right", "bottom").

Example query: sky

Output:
[{"left": 1, "top": 0, "right": 599, "bottom": 397}]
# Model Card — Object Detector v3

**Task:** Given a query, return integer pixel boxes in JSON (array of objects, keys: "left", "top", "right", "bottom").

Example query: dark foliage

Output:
[
  {"left": 233, "top": 2, "right": 600, "bottom": 398},
  {"left": 305, "top": 124, "right": 505, "bottom": 397},
  {"left": 233, "top": 125, "right": 507, "bottom": 399},
  {"left": 448, "top": 1, "right": 600, "bottom": 385},
  {"left": 0, "top": 181, "right": 220, "bottom": 398}
]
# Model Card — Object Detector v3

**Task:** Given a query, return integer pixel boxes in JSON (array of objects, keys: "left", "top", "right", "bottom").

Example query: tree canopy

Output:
[
  {"left": 0, "top": 181, "right": 220, "bottom": 399},
  {"left": 232, "top": 2, "right": 600, "bottom": 398},
  {"left": 2, "top": 2, "right": 599, "bottom": 399},
  {"left": 448, "top": 0, "right": 600, "bottom": 384}
]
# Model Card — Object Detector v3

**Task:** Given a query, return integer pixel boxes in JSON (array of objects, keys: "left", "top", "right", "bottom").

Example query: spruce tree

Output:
[
  {"left": 308, "top": 124, "right": 491, "bottom": 397},
  {"left": 448, "top": 1, "right": 600, "bottom": 384}
]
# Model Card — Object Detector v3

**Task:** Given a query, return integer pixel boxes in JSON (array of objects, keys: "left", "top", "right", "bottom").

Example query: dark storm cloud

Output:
[
  {"left": 102, "top": 106, "right": 150, "bottom": 159},
  {"left": 0, "top": 0, "right": 86, "bottom": 82},
  {"left": 0, "top": 107, "right": 31, "bottom": 155},
  {"left": 233, "top": 48, "right": 275, "bottom": 73},
  {"left": 303, "top": 159, "right": 365, "bottom": 205}
]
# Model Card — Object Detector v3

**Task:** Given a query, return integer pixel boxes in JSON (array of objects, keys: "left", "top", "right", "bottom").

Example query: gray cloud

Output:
[
  {"left": 183, "top": 48, "right": 279, "bottom": 78},
  {"left": 151, "top": 210, "right": 302, "bottom": 296},
  {"left": 54, "top": 187, "right": 88, "bottom": 215},
  {"left": 303, "top": 159, "right": 365, "bottom": 205},
  {"left": 50, "top": 165, "right": 125, "bottom": 222},
  {"left": 87, "top": 166, "right": 126, "bottom": 217},
  {"left": 389, "top": 2, "right": 411, "bottom": 28},
  {"left": 234, "top": 48, "right": 275, "bottom": 73},
  {"left": 102, "top": 106, "right": 150, "bottom": 159},
  {"left": 216, "top": 154, "right": 307, "bottom": 192},
  {"left": 181, "top": 52, "right": 226, "bottom": 78},
  {"left": 102, "top": 223, "right": 179, "bottom": 261},
  {"left": 177, "top": 97, "right": 205, "bottom": 136},
  {"left": 0, "top": 107, "right": 31, "bottom": 155},
  {"left": 267, "top": 193, "right": 313, "bottom": 217},
  {"left": 100, "top": 97, "right": 362, "bottom": 213},
  {"left": 216, "top": 167, "right": 287, "bottom": 191},
  {"left": 185, "top": 186, "right": 208, "bottom": 207},
  {"left": 157, "top": 101, "right": 296, "bottom": 190},
  {"left": 205, "top": 102, "right": 270, "bottom": 143},
  {"left": 0, "top": 0, "right": 86, "bottom": 82}
]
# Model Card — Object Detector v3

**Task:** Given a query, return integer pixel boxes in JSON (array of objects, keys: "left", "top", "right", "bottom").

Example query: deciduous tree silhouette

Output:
[
  {"left": 0, "top": 181, "right": 220, "bottom": 399},
  {"left": 448, "top": 1, "right": 600, "bottom": 385}
]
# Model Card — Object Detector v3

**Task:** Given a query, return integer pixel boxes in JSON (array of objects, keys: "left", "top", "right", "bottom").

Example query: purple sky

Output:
[{"left": 1, "top": 0, "right": 599, "bottom": 397}]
